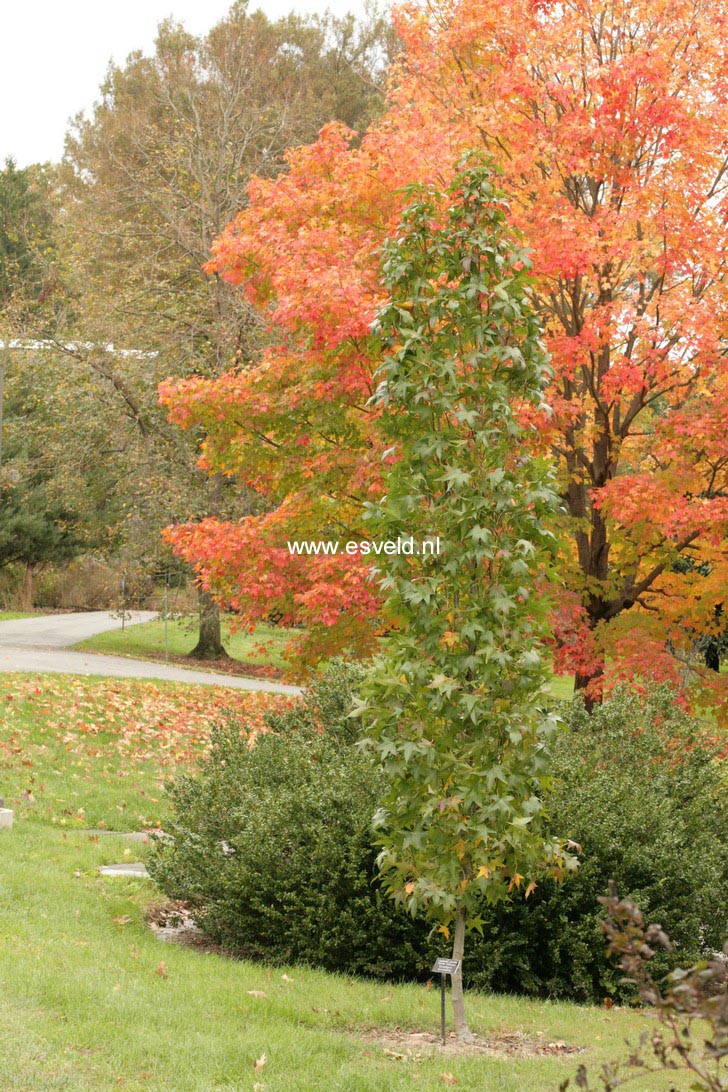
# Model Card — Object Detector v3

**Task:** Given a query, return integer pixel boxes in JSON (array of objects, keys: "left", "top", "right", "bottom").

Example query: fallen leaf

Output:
[
  {"left": 254, "top": 1052, "right": 267, "bottom": 1071},
  {"left": 440, "top": 1074, "right": 457, "bottom": 1085},
  {"left": 281, "top": 973, "right": 293, "bottom": 983},
  {"left": 156, "top": 961, "right": 168, "bottom": 978},
  {"left": 247, "top": 990, "right": 267, "bottom": 998}
]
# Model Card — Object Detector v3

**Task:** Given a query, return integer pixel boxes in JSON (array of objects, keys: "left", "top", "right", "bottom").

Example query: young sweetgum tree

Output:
[{"left": 356, "top": 161, "right": 576, "bottom": 1042}]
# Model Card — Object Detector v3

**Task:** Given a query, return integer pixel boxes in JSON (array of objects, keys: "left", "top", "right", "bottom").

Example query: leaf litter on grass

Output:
[{"left": 0, "top": 673, "right": 293, "bottom": 825}]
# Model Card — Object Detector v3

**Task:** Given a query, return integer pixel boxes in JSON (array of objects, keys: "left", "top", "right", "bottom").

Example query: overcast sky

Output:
[{"left": 1, "top": 0, "right": 366, "bottom": 168}]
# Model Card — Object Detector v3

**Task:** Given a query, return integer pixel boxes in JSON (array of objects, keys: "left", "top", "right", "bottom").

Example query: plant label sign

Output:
[
  {"left": 431, "top": 958, "right": 461, "bottom": 1043},
  {"left": 432, "top": 958, "right": 460, "bottom": 976}
]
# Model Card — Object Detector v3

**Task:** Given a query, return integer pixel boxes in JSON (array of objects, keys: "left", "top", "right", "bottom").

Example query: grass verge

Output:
[
  {"left": 75, "top": 617, "right": 293, "bottom": 679},
  {"left": 0, "top": 672, "right": 666, "bottom": 1092},
  {"left": 76, "top": 617, "right": 577, "bottom": 698}
]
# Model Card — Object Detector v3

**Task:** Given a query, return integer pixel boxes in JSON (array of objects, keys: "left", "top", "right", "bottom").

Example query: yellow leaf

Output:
[
  {"left": 404, "top": 881, "right": 416, "bottom": 894},
  {"left": 438, "top": 924, "right": 450, "bottom": 940},
  {"left": 508, "top": 872, "right": 524, "bottom": 891},
  {"left": 525, "top": 880, "right": 537, "bottom": 899},
  {"left": 476, "top": 865, "right": 490, "bottom": 879},
  {"left": 254, "top": 1052, "right": 267, "bottom": 1072}
]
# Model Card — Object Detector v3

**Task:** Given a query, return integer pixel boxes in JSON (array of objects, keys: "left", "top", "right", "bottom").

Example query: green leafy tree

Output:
[
  {"left": 0, "top": 161, "right": 89, "bottom": 601},
  {"left": 0, "top": 479, "right": 84, "bottom": 606},
  {"left": 0, "top": 158, "right": 56, "bottom": 319},
  {"left": 1, "top": 158, "right": 59, "bottom": 476},
  {"left": 357, "top": 161, "right": 576, "bottom": 1042},
  {"left": 0, "top": 344, "right": 117, "bottom": 605}
]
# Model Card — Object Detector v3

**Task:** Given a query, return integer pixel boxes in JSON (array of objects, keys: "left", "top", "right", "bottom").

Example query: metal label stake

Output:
[{"left": 431, "top": 958, "right": 461, "bottom": 1044}]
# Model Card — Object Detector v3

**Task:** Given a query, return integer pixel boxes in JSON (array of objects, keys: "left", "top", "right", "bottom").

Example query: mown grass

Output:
[
  {"left": 0, "top": 673, "right": 284, "bottom": 828},
  {"left": 77, "top": 616, "right": 579, "bottom": 699},
  {"left": 0, "top": 610, "right": 35, "bottom": 620},
  {"left": 0, "top": 671, "right": 677, "bottom": 1092},
  {"left": 76, "top": 617, "right": 293, "bottom": 675}
]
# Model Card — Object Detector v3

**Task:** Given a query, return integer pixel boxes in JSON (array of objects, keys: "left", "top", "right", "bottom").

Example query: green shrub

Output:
[
  {"left": 466, "top": 686, "right": 728, "bottom": 1001},
  {"left": 148, "top": 662, "right": 435, "bottom": 978},
  {"left": 150, "top": 674, "right": 728, "bottom": 1001}
]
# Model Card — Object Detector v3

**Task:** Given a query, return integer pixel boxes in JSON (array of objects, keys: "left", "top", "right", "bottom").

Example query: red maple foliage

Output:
[{"left": 161, "top": 0, "right": 728, "bottom": 714}]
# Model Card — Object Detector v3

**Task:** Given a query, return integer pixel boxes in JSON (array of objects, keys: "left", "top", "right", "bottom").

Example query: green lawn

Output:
[
  {"left": 547, "top": 673, "right": 574, "bottom": 701},
  {"left": 76, "top": 617, "right": 294, "bottom": 674},
  {"left": 0, "top": 672, "right": 682, "bottom": 1091},
  {"left": 77, "top": 616, "right": 579, "bottom": 698},
  {"left": 0, "top": 610, "right": 35, "bottom": 620}
]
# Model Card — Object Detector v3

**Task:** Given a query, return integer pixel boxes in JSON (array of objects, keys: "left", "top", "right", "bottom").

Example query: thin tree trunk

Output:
[
  {"left": 189, "top": 585, "right": 228, "bottom": 660},
  {"left": 451, "top": 907, "right": 475, "bottom": 1043},
  {"left": 573, "top": 665, "right": 603, "bottom": 712},
  {"left": 704, "top": 604, "right": 723, "bottom": 671},
  {"left": 704, "top": 639, "right": 720, "bottom": 672},
  {"left": 21, "top": 563, "right": 34, "bottom": 611}
]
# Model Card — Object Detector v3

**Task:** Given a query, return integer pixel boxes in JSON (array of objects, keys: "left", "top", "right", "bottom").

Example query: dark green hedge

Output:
[
  {"left": 465, "top": 687, "right": 728, "bottom": 1000},
  {"left": 149, "top": 666, "right": 728, "bottom": 1002}
]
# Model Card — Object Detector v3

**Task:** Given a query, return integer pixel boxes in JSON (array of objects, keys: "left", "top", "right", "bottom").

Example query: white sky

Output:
[{"left": 0, "top": 0, "right": 366, "bottom": 168}]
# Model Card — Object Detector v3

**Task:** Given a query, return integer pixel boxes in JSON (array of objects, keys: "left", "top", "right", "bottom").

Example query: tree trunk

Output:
[
  {"left": 704, "top": 639, "right": 720, "bottom": 672},
  {"left": 189, "top": 585, "right": 228, "bottom": 660},
  {"left": 451, "top": 907, "right": 475, "bottom": 1043},
  {"left": 573, "top": 663, "right": 603, "bottom": 712},
  {"left": 21, "top": 563, "right": 34, "bottom": 611},
  {"left": 705, "top": 604, "right": 723, "bottom": 671}
]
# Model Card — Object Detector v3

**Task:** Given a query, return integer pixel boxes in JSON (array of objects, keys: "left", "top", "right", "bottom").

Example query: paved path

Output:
[{"left": 0, "top": 612, "right": 300, "bottom": 696}]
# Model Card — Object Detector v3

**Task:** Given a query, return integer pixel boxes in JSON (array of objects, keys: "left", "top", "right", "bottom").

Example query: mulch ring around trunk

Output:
[{"left": 357, "top": 1027, "right": 583, "bottom": 1059}]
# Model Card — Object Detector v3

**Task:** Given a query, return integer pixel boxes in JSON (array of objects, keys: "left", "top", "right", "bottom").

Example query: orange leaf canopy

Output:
[{"left": 162, "top": 0, "right": 728, "bottom": 712}]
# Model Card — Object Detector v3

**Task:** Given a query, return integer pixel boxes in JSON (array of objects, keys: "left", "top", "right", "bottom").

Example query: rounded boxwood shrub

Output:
[
  {"left": 465, "top": 686, "right": 728, "bottom": 1001},
  {"left": 148, "top": 661, "right": 435, "bottom": 978},
  {"left": 150, "top": 670, "right": 728, "bottom": 1002}
]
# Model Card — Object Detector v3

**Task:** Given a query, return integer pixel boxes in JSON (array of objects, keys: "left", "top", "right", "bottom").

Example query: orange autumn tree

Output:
[{"left": 161, "top": 0, "right": 728, "bottom": 712}]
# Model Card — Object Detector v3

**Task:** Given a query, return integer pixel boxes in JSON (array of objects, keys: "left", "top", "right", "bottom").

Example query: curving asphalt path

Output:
[{"left": 0, "top": 611, "right": 300, "bottom": 696}]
